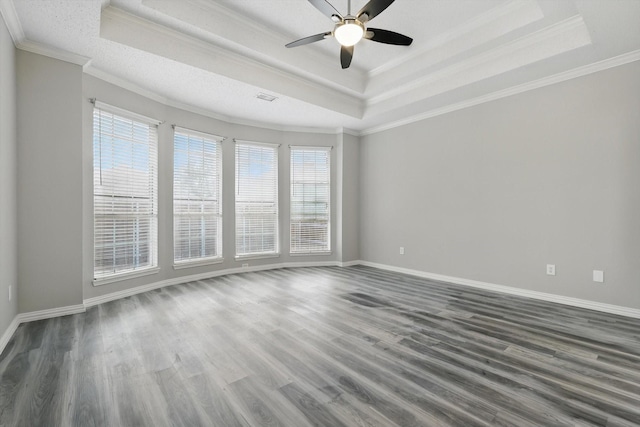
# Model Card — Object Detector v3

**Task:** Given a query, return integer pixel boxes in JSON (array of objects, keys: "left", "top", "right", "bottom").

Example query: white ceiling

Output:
[{"left": 3, "top": 0, "right": 640, "bottom": 133}]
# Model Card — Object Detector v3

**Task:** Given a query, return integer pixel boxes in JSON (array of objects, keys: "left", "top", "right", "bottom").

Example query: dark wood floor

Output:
[{"left": 1, "top": 266, "right": 640, "bottom": 426}]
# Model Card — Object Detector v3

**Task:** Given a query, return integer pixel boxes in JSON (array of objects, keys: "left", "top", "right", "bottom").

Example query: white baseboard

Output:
[
  {"left": 357, "top": 261, "right": 640, "bottom": 319},
  {"left": 5, "top": 260, "right": 636, "bottom": 357},
  {"left": 16, "top": 304, "right": 86, "bottom": 323},
  {"left": 0, "top": 304, "right": 86, "bottom": 356},
  {"left": 338, "top": 260, "right": 361, "bottom": 267},
  {"left": 0, "top": 316, "right": 20, "bottom": 356},
  {"left": 84, "top": 260, "right": 347, "bottom": 308}
]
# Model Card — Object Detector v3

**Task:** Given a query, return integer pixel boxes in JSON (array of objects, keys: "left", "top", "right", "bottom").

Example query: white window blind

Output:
[
  {"left": 173, "top": 127, "right": 223, "bottom": 264},
  {"left": 93, "top": 104, "right": 158, "bottom": 279},
  {"left": 235, "top": 141, "right": 279, "bottom": 257},
  {"left": 290, "top": 146, "right": 331, "bottom": 254}
]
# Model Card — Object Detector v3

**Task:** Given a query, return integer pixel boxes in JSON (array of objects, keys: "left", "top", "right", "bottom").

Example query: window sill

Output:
[
  {"left": 93, "top": 267, "right": 160, "bottom": 286},
  {"left": 234, "top": 253, "right": 281, "bottom": 262},
  {"left": 290, "top": 251, "right": 332, "bottom": 257},
  {"left": 173, "top": 257, "right": 224, "bottom": 270}
]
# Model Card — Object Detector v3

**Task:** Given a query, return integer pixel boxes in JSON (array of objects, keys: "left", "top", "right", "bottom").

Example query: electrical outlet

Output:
[
  {"left": 593, "top": 270, "right": 604, "bottom": 283},
  {"left": 8, "top": 285, "right": 11, "bottom": 301},
  {"left": 399, "top": 247, "right": 405, "bottom": 255},
  {"left": 242, "top": 263, "right": 249, "bottom": 268},
  {"left": 546, "top": 264, "right": 556, "bottom": 276}
]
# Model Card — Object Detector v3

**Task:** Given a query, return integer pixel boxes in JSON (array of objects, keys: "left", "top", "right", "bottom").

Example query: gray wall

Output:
[
  {"left": 82, "top": 74, "right": 355, "bottom": 300},
  {"left": 0, "top": 15, "right": 18, "bottom": 340},
  {"left": 9, "top": 48, "right": 640, "bottom": 315},
  {"left": 338, "top": 133, "right": 360, "bottom": 262},
  {"left": 360, "top": 60, "right": 640, "bottom": 309},
  {"left": 17, "top": 51, "right": 84, "bottom": 312}
]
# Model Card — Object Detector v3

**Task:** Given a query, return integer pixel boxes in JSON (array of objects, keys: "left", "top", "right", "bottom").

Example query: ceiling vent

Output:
[{"left": 256, "top": 93, "right": 278, "bottom": 102}]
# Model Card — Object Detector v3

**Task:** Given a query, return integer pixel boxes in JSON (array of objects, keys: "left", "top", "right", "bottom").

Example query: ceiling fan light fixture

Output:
[
  {"left": 334, "top": 19, "right": 364, "bottom": 47},
  {"left": 286, "top": 0, "right": 412, "bottom": 69}
]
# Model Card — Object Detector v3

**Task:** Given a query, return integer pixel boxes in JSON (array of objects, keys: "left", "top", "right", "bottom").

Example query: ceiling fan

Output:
[{"left": 286, "top": 0, "right": 413, "bottom": 69}]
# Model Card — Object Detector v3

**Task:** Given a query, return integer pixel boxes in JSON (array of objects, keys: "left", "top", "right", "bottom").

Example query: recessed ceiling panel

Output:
[{"left": 5, "top": 0, "right": 640, "bottom": 133}]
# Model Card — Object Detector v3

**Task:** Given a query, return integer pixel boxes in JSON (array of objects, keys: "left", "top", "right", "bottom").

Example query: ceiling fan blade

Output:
[
  {"left": 308, "top": 0, "right": 342, "bottom": 21},
  {"left": 340, "top": 45, "right": 354, "bottom": 69},
  {"left": 286, "top": 32, "right": 332, "bottom": 48},
  {"left": 365, "top": 28, "right": 413, "bottom": 45},
  {"left": 357, "top": 0, "right": 395, "bottom": 22}
]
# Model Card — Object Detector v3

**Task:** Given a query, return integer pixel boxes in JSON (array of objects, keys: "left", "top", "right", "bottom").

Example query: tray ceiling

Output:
[{"left": 3, "top": 0, "right": 640, "bottom": 133}]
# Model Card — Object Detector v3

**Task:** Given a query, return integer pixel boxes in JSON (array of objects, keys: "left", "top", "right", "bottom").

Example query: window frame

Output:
[
  {"left": 289, "top": 145, "right": 332, "bottom": 255},
  {"left": 92, "top": 101, "right": 160, "bottom": 285},
  {"left": 172, "top": 126, "right": 224, "bottom": 268},
  {"left": 234, "top": 140, "right": 280, "bottom": 259}
]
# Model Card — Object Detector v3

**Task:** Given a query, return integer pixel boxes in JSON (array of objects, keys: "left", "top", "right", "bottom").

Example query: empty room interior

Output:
[{"left": 1, "top": 0, "right": 640, "bottom": 425}]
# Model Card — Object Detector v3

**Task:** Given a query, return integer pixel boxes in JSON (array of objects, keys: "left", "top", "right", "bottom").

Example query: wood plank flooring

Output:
[{"left": 1, "top": 265, "right": 640, "bottom": 426}]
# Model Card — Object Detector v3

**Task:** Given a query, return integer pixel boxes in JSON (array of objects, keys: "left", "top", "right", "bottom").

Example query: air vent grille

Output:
[{"left": 256, "top": 93, "right": 277, "bottom": 102}]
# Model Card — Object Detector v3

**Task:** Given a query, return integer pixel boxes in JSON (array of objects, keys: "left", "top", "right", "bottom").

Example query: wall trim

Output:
[
  {"left": 368, "top": 0, "right": 542, "bottom": 77},
  {"left": 3, "top": 262, "right": 363, "bottom": 355},
  {"left": 367, "top": 15, "right": 590, "bottom": 107},
  {"left": 84, "top": 261, "right": 348, "bottom": 308},
  {"left": 17, "top": 40, "right": 90, "bottom": 67},
  {"left": 83, "top": 47, "right": 640, "bottom": 138},
  {"left": 143, "top": 0, "right": 366, "bottom": 92},
  {"left": 357, "top": 261, "right": 640, "bottom": 319},
  {"left": 339, "top": 260, "right": 361, "bottom": 267},
  {"left": 4, "top": 259, "right": 638, "bottom": 355},
  {"left": 360, "top": 49, "right": 640, "bottom": 136},
  {"left": 84, "top": 66, "right": 347, "bottom": 136},
  {"left": 100, "top": 6, "right": 363, "bottom": 118},
  {"left": 0, "top": 304, "right": 86, "bottom": 356},
  {"left": 16, "top": 304, "right": 87, "bottom": 323},
  {"left": 0, "top": 316, "right": 19, "bottom": 356},
  {"left": 0, "top": 0, "right": 24, "bottom": 44}
]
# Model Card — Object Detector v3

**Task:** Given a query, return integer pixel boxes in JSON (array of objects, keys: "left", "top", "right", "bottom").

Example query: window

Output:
[
  {"left": 173, "top": 127, "right": 223, "bottom": 265},
  {"left": 93, "top": 103, "right": 159, "bottom": 280},
  {"left": 290, "top": 146, "right": 331, "bottom": 254},
  {"left": 235, "top": 141, "right": 279, "bottom": 257}
]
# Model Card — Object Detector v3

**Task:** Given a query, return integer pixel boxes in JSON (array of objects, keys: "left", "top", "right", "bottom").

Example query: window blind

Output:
[
  {"left": 235, "top": 141, "right": 279, "bottom": 257},
  {"left": 290, "top": 146, "right": 331, "bottom": 254},
  {"left": 173, "top": 127, "right": 223, "bottom": 264},
  {"left": 93, "top": 105, "right": 158, "bottom": 278}
]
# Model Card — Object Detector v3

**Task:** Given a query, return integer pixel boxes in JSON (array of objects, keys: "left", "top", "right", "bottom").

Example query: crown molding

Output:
[
  {"left": 143, "top": 0, "right": 367, "bottom": 92},
  {"left": 101, "top": 6, "right": 364, "bottom": 119},
  {"left": 0, "top": 0, "right": 24, "bottom": 44},
  {"left": 85, "top": 66, "right": 172, "bottom": 107},
  {"left": 87, "top": 48, "right": 640, "bottom": 138},
  {"left": 360, "top": 49, "right": 640, "bottom": 136},
  {"left": 17, "top": 40, "right": 91, "bottom": 67},
  {"left": 339, "top": 127, "right": 361, "bottom": 137},
  {"left": 366, "top": 15, "right": 591, "bottom": 109},
  {"left": 85, "top": 66, "right": 347, "bottom": 136},
  {"left": 368, "top": 0, "right": 543, "bottom": 78}
]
